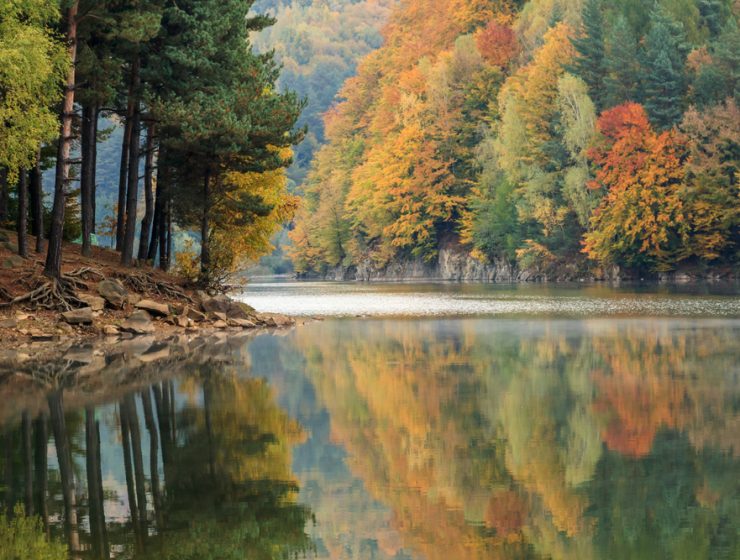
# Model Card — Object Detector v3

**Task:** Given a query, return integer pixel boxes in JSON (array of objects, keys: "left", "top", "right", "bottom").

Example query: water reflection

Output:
[{"left": 0, "top": 318, "right": 738, "bottom": 559}]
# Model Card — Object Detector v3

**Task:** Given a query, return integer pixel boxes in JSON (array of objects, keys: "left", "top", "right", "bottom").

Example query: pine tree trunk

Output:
[
  {"left": 121, "top": 54, "right": 141, "bottom": 267},
  {"left": 44, "top": 1, "right": 79, "bottom": 279},
  {"left": 30, "top": 151, "right": 44, "bottom": 253},
  {"left": 48, "top": 390, "right": 80, "bottom": 553},
  {"left": 199, "top": 170, "right": 211, "bottom": 284},
  {"left": 0, "top": 168, "right": 8, "bottom": 224},
  {"left": 137, "top": 123, "right": 155, "bottom": 260},
  {"left": 116, "top": 116, "right": 132, "bottom": 251},
  {"left": 160, "top": 192, "right": 171, "bottom": 271},
  {"left": 17, "top": 169, "right": 28, "bottom": 258},
  {"left": 91, "top": 110, "right": 98, "bottom": 234},
  {"left": 80, "top": 103, "right": 97, "bottom": 257}
]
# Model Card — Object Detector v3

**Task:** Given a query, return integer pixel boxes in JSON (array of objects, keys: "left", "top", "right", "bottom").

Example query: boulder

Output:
[
  {"left": 62, "top": 307, "right": 94, "bottom": 325},
  {"left": 120, "top": 310, "right": 155, "bottom": 335},
  {"left": 2, "top": 255, "right": 26, "bottom": 269},
  {"left": 176, "top": 316, "right": 189, "bottom": 328},
  {"left": 78, "top": 293, "right": 105, "bottom": 311},
  {"left": 201, "top": 295, "right": 255, "bottom": 321},
  {"left": 212, "top": 311, "right": 228, "bottom": 322},
  {"left": 98, "top": 280, "right": 128, "bottom": 308},
  {"left": 135, "top": 299, "right": 170, "bottom": 316},
  {"left": 212, "top": 320, "right": 228, "bottom": 329},
  {"left": 185, "top": 306, "right": 206, "bottom": 322}
]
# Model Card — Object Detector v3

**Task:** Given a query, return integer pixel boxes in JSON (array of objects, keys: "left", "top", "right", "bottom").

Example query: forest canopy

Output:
[{"left": 290, "top": 0, "right": 740, "bottom": 277}]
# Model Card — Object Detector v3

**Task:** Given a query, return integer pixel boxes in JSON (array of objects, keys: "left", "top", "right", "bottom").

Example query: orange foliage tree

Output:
[{"left": 583, "top": 103, "right": 690, "bottom": 272}]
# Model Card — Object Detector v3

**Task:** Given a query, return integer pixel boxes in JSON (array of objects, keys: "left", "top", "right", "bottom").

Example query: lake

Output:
[{"left": 1, "top": 282, "right": 739, "bottom": 559}]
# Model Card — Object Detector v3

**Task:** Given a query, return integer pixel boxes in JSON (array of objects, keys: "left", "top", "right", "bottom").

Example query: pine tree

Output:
[
  {"left": 568, "top": 0, "right": 606, "bottom": 110},
  {"left": 641, "top": 7, "right": 689, "bottom": 129},
  {"left": 603, "top": 15, "right": 640, "bottom": 108}
]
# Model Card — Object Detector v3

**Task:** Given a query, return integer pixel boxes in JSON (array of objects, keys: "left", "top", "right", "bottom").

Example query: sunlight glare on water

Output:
[{"left": 240, "top": 281, "right": 740, "bottom": 318}]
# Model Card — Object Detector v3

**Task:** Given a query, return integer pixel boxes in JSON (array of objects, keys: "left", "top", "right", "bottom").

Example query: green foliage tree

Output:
[{"left": 568, "top": 0, "right": 606, "bottom": 110}]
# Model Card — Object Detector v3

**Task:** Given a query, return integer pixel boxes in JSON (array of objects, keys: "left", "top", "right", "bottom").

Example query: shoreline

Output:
[{"left": 0, "top": 229, "right": 297, "bottom": 345}]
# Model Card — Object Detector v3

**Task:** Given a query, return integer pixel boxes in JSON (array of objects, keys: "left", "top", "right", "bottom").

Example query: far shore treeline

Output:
[
  {"left": 0, "top": 0, "right": 304, "bottom": 287},
  {"left": 290, "top": 0, "right": 739, "bottom": 278}
]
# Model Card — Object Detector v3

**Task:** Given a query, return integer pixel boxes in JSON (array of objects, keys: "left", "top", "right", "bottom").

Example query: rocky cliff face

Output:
[{"left": 323, "top": 239, "right": 545, "bottom": 282}]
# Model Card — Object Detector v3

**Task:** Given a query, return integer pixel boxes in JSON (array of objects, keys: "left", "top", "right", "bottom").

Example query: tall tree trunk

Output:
[
  {"left": 80, "top": 103, "right": 97, "bottom": 257},
  {"left": 115, "top": 117, "right": 132, "bottom": 251},
  {"left": 140, "top": 390, "right": 162, "bottom": 528},
  {"left": 199, "top": 170, "right": 211, "bottom": 284},
  {"left": 119, "top": 400, "right": 142, "bottom": 551},
  {"left": 86, "top": 407, "right": 109, "bottom": 559},
  {"left": 22, "top": 412, "right": 33, "bottom": 516},
  {"left": 33, "top": 413, "right": 49, "bottom": 536},
  {"left": 44, "top": 1, "right": 79, "bottom": 279},
  {"left": 91, "top": 110, "right": 98, "bottom": 234},
  {"left": 0, "top": 168, "right": 8, "bottom": 224},
  {"left": 30, "top": 151, "right": 44, "bottom": 253},
  {"left": 137, "top": 123, "right": 155, "bottom": 261},
  {"left": 17, "top": 169, "right": 28, "bottom": 258},
  {"left": 48, "top": 390, "right": 80, "bottom": 553},
  {"left": 121, "top": 54, "right": 141, "bottom": 267}
]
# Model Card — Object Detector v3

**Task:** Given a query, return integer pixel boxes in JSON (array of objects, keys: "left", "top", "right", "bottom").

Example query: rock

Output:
[
  {"left": 78, "top": 293, "right": 105, "bottom": 311},
  {"left": 271, "top": 314, "right": 294, "bottom": 327},
  {"left": 127, "top": 293, "right": 142, "bottom": 305},
  {"left": 176, "top": 316, "right": 189, "bottom": 328},
  {"left": 212, "top": 311, "right": 228, "bottom": 322},
  {"left": 185, "top": 306, "right": 206, "bottom": 322},
  {"left": 98, "top": 280, "right": 128, "bottom": 308},
  {"left": 62, "top": 307, "right": 94, "bottom": 325},
  {"left": 0, "top": 318, "right": 17, "bottom": 328},
  {"left": 120, "top": 310, "right": 155, "bottom": 335},
  {"left": 230, "top": 318, "right": 257, "bottom": 329},
  {"left": 170, "top": 302, "right": 186, "bottom": 315},
  {"left": 201, "top": 295, "right": 255, "bottom": 321},
  {"left": 103, "top": 325, "right": 120, "bottom": 336},
  {"left": 212, "top": 320, "right": 228, "bottom": 329},
  {"left": 2, "top": 255, "right": 26, "bottom": 269},
  {"left": 135, "top": 299, "right": 170, "bottom": 316},
  {"left": 15, "top": 312, "right": 30, "bottom": 321}
]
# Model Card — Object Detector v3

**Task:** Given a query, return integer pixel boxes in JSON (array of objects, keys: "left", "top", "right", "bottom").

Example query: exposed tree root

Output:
[
  {"left": 0, "top": 273, "right": 91, "bottom": 312},
  {"left": 115, "top": 271, "right": 194, "bottom": 303}
]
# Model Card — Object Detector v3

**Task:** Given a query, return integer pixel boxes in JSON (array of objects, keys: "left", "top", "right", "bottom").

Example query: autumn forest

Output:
[{"left": 290, "top": 0, "right": 739, "bottom": 279}]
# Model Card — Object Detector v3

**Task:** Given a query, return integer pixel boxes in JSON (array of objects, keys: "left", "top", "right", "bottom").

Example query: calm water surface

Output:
[{"left": 0, "top": 283, "right": 738, "bottom": 559}]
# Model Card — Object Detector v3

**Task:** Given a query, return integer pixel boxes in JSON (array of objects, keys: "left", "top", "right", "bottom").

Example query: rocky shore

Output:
[{"left": 0, "top": 229, "right": 295, "bottom": 344}]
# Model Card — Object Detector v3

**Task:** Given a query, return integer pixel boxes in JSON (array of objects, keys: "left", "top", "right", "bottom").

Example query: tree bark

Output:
[
  {"left": 92, "top": 110, "right": 98, "bottom": 234},
  {"left": 86, "top": 407, "right": 109, "bottom": 559},
  {"left": 44, "top": 2, "right": 79, "bottom": 279},
  {"left": 30, "top": 151, "right": 44, "bottom": 253},
  {"left": 33, "top": 413, "right": 49, "bottom": 536},
  {"left": 80, "top": 103, "right": 97, "bottom": 257},
  {"left": 0, "top": 168, "right": 8, "bottom": 224},
  {"left": 115, "top": 116, "right": 132, "bottom": 252},
  {"left": 137, "top": 123, "right": 155, "bottom": 261},
  {"left": 48, "top": 390, "right": 80, "bottom": 553},
  {"left": 147, "top": 145, "right": 166, "bottom": 263},
  {"left": 199, "top": 170, "right": 211, "bottom": 284},
  {"left": 121, "top": 53, "right": 141, "bottom": 267},
  {"left": 17, "top": 168, "right": 28, "bottom": 258}
]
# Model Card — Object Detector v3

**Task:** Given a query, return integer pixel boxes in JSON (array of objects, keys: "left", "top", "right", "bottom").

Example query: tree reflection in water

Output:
[
  {"left": 0, "top": 319, "right": 738, "bottom": 560},
  {"left": 0, "top": 347, "right": 312, "bottom": 560}
]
